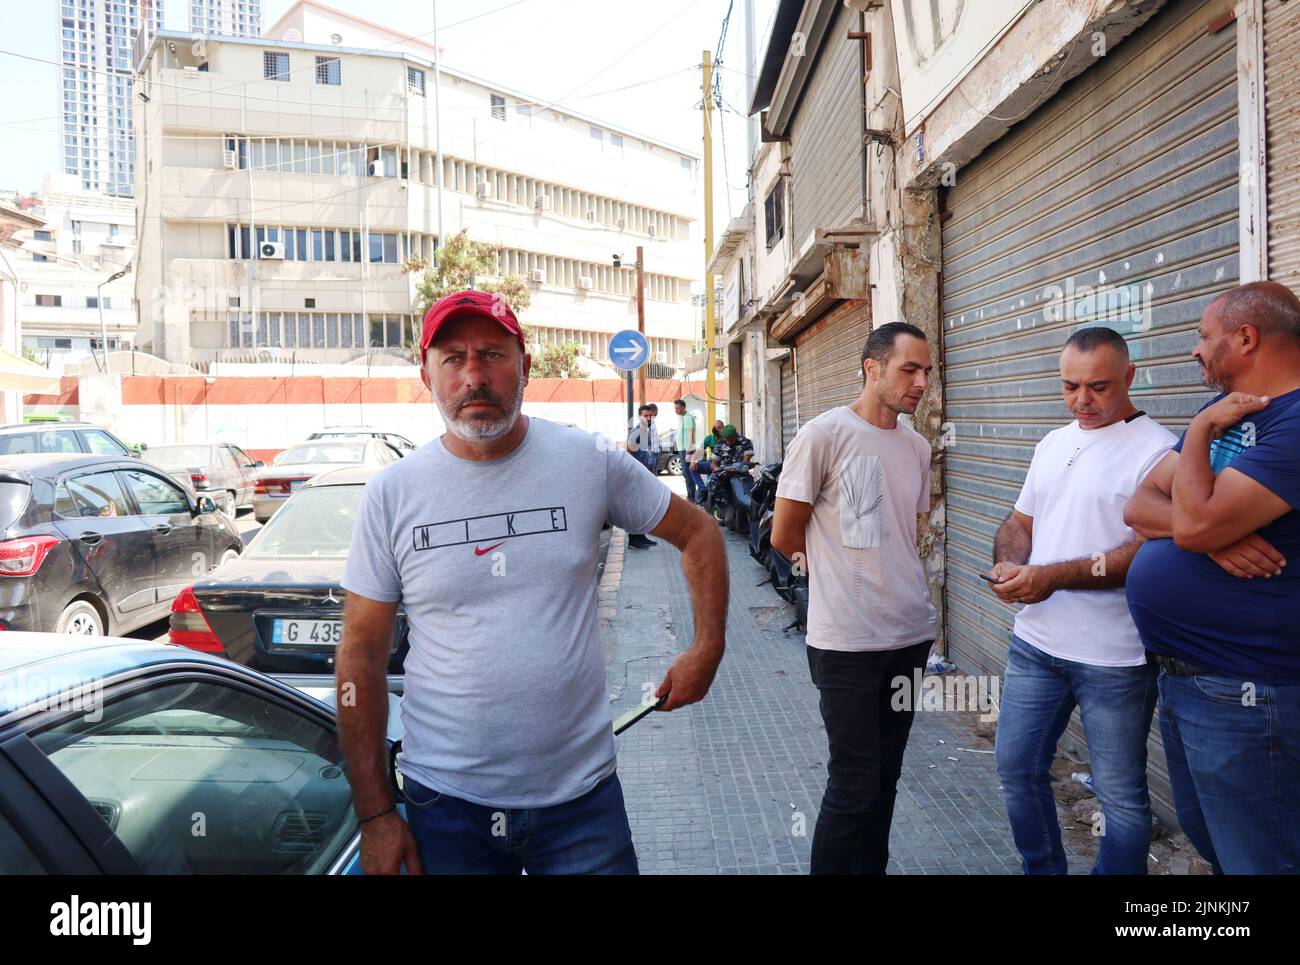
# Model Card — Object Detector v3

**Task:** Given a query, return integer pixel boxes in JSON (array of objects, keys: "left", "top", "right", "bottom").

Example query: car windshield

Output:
[
  {"left": 275, "top": 444, "right": 364, "bottom": 465},
  {"left": 246, "top": 485, "right": 363, "bottom": 558},
  {"left": 145, "top": 445, "right": 213, "bottom": 467}
]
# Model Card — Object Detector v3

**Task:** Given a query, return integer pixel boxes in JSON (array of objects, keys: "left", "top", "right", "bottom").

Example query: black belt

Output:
[{"left": 1147, "top": 652, "right": 1214, "bottom": 676}]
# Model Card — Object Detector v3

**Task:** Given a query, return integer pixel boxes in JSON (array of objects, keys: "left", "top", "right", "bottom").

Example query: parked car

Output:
[
  {"left": 656, "top": 429, "right": 683, "bottom": 476},
  {"left": 0, "top": 632, "right": 403, "bottom": 874},
  {"left": 171, "top": 465, "right": 408, "bottom": 675},
  {"left": 253, "top": 438, "right": 401, "bottom": 522},
  {"left": 144, "top": 443, "right": 262, "bottom": 515},
  {"left": 307, "top": 426, "right": 417, "bottom": 453},
  {"left": 0, "top": 453, "right": 242, "bottom": 636},
  {"left": 0, "top": 422, "right": 141, "bottom": 458}
]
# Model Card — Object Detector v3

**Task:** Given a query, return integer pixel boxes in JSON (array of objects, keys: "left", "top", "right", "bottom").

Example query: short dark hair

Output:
[
  {"left": 638, "top": 404, "right": 653, "bottom": 414},
  {"left": 673, "top": 398, "right": 685, "bottom": 406},
  {"left": 861, "top": 322, "right": 928, "bottom": 370},
  {"left": 1063, "top": 326, "right": 1130, "bottom": 361},
  {"left": 1211, "top": 281, "right": 1300, "bottom": 343}
]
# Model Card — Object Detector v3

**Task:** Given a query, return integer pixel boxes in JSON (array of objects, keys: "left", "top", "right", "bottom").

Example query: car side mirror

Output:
[
  {"left": 253, "top": 460, "right": 265, "bottom": 468},
  {"left": 196, "top": 495, "right": 217, "bottom": 515}
]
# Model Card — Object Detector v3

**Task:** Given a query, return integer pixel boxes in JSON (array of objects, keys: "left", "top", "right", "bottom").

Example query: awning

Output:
[{"left": 0, "top": 350, "right": 62, "bottom": 393}]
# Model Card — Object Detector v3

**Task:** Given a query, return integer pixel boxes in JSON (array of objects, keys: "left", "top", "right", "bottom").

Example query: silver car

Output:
[
  {"left": 144, "top": 443, "right": 262, "bottom": 515},
  {"left": 253, "top": 438, "right": 401, "bottom": 522}
]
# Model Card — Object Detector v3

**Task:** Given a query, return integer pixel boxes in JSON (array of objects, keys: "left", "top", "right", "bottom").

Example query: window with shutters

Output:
[{"left": 764, "top": 182, "right": 784, "bottom": 250}]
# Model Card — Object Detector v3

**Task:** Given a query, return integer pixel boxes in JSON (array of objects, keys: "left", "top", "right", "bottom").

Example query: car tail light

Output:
[
  {"left": 191, "top": 472, "right": 208, "bottom": 487},
  {"left": 0, "top": 535, "right": 60, "bottom": 577},
  {"left": 169, "top": 586, "right": 225, "bottom": 653},
  {"left": 255, "top": 477, "right": 303, "bottom": 495}
]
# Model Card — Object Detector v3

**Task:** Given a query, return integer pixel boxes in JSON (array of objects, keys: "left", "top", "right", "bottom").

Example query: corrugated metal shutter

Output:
[
  {"left": 793, "top": 300, "right": 870, "bottom": 426},
  {"left": 1265, "top": 0, "right": 1300, "bottom": 285},
  {"left": 940, "top": 0, "right": 1238, "bottom": 826},
  {"left": 789, "top": 3, "right": 864, "bottom": 246},
  {"left": 781, "top": 357, "right": 798, "bottom": 454}
]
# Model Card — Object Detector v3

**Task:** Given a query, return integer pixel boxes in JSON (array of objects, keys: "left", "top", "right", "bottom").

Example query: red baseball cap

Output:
[{"left": 419, "top": 290, "right": 525, "bottom": 356}]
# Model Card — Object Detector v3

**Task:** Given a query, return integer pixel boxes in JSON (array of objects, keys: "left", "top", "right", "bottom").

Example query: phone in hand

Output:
[
  {"left": 982, "top": 571, "right": 1006, "bottom": 585},
  {"left": 613, "top": 695, "right": 668, "bottom": 735}
]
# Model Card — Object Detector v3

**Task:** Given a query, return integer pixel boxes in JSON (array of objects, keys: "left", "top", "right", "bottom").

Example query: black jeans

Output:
[{"left": 806, "top": 639, "right": 932, "bottom": 875}]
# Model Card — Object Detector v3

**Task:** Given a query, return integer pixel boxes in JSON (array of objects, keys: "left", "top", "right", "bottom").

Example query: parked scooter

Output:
[
  {"left": 747, "top": 461, "right": 782, "bottom": 564},
  {"left": 704, "top": 461, "right": 755, "bottom": 535}
]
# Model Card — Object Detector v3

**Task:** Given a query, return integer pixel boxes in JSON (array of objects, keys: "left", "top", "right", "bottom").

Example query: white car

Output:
[
  {"left": 252, "top": 438, "right": 401, "bottom": 522},
  {"left": 307, "top": 426, "right": 418, "bottom": 454}
]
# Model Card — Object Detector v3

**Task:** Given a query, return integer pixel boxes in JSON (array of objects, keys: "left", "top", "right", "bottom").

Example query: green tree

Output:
[
  {"left": 405, "top": 230, "right": 532, "bottom": 346},
  {"left": 530, "top": 340, "right": 585, "bottom": 379}
]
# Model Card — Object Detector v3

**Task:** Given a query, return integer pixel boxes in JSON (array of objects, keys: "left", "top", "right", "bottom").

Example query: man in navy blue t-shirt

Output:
[{"left": 1125, "top": 281, "right": 1300, "bottom": 874}]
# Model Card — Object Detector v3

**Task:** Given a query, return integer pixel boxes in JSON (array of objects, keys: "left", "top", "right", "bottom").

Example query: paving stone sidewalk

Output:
[{"left": 602, "top": 500, "right": 1094, "bottom": 874}]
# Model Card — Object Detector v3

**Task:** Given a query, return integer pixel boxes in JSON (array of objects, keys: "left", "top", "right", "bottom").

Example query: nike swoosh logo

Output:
[{"left": 474, "top": 541, "right": 506, "bottom": 556}]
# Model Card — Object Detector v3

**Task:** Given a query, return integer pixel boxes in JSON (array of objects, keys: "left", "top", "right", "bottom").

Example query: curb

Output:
[{"left": 598, "top": 528, "right": 627, "bottom": 632}]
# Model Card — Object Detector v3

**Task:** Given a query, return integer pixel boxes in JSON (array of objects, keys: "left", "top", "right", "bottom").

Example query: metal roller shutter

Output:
[
  {"left": 793, "top": 300, "right": 870, "bottom": 426},
  {"left": 940, "top": 0, "right": 1238, "bottom": 825},
  {"left": 1265, "top": 0, "right": 1300, "bottom": 285},
  {"left": 790, "top": 3, "right": 864, "bottom": 245},
  {"left": 781, "top": 357, "right": 798, "bottom": 454}
]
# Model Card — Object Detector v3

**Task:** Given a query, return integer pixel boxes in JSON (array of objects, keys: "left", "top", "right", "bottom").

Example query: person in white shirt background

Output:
[{"left": 988, "top": 326, "right": 1175, "bottom": 875}]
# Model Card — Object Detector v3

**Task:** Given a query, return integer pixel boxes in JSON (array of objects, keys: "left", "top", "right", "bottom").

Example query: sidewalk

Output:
[{"left": 601, "top": 484, "right": 1095, "bottom": 874}]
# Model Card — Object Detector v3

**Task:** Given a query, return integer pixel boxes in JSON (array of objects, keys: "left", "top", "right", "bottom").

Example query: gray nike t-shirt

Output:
[{"left": 341, "top": 417, "right": 670, "bottom": 808}]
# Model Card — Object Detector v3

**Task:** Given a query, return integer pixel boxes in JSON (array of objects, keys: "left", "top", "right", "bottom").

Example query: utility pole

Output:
[
  {"left": 702, "top": 50, "right": 717, "bottom": 430},
  {"left": 636, "top": 244, "right": 646, "bottom": 406}
]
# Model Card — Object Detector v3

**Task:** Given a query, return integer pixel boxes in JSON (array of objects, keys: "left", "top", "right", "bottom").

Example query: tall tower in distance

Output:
[
  {"left": 58, "top": 0, "right": 164, "bottom": 197},
  {"left": 190, "top": 0, "right": 262, "bottom": 38}
]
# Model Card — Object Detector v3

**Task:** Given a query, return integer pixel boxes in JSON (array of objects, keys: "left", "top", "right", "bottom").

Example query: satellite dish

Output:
[
  {"left": 330, "top": 33, "right": 343, "bottom": 45},
  {"left": 283, "top": 27, "right": 303, "bottom": 42}
]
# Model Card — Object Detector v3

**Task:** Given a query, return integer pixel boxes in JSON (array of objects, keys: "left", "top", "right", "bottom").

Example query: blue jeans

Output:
[
  {"left": 995, "top": 633, "right": 1157, "bottom": 874},
  {"left": 1158, "top": 669, "right": 1300, "bottom": 874},
  {"left": 402, "top": 772, "right": 639, "bottom": 875},
  {"left": 677, "top": 451, "right": 696, "bottom": 500},
  {"left": 689, "top": 462, "right": 711, "bottom": 501}
]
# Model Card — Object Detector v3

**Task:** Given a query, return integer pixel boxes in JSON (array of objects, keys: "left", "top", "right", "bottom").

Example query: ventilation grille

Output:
[{"left": 272, "top": 812, "right": 330, "bottom": 852}]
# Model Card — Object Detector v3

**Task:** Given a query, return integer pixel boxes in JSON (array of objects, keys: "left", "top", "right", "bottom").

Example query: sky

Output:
[{"left": 0, "top": 0, "right": 778, "bottom": 234}]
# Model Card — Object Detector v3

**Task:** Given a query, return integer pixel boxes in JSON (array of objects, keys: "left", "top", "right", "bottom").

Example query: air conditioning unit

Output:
[
  {"left": 259, "top": 241, "right": 285, "bottom": 260},
  {"left": 475, "top": 181, "right": 492, "bottom": 199},
  {"left": 577, "top": 275, "right": 593, "bottom": 290},
  {"left": 585, "top": 210, "right": 597, "bottom": 223},
  {"left": 529, "top": 268, "right": 546, "bottom": 284},
  {"left": 534, "top": 194, "right": 551, "bottom": 211},
  {"left": 222, "top": 149, "right": 237, "bottom": 169},
  {"left": 647, "top": 223, "right": 658, "bottom": 237},
  {"left": 369, "top": 160, "right": 384, "bottom": 177},
  {"left": 616, "top": 217, "right": 626, "bottom": 230}
]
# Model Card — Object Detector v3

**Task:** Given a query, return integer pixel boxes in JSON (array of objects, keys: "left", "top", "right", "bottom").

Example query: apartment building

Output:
[
  {"left": 7, "top": 174, "right": 136, "bottom": 373},
  {"left": 190, "top": 0, "right": 262, "bottom": 39},
  {"left": 132, "top": 2, "right": 700, "bottom": 370},
  {"left": 60, "top": 0, "right": 163, "bottom": 197}
]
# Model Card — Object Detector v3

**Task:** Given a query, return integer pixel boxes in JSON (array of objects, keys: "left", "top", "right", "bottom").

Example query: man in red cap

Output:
[{"left": 336, "top": 289, "right": 728, "bottom": 875}]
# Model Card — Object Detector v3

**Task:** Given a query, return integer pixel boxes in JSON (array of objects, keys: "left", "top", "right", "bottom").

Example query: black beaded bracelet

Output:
[{"left": 357, "top": 804, "right": 395, "bottom": 825}]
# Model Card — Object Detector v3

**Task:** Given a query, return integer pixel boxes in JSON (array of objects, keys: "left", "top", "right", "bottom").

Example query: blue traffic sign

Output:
[{"left": 608, "top": 329, "right": 650, "bottom": 371}]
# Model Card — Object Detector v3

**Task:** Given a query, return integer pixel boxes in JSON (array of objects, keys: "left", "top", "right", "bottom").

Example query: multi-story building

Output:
[
  {"left": 190, "top": 0, "right": 261, "bottom": 38},
  {"left": 131, "top": 1, "right": 700, "bottom": 371},
  {"left": 60, "top": 0, "right": 164, "bottom": 197},
  {"left": 7, "top": 175, "right": 136, "bottom": 372}
]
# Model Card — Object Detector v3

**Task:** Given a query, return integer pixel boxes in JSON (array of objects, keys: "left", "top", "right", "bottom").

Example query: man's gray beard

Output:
[{"left": 437, "top": 379, "right": 526, "bottom": 442}]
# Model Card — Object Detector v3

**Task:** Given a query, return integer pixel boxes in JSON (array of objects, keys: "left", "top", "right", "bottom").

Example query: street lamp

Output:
[{"left": 98, "top": 266, "right": 129, "bottom": 371}]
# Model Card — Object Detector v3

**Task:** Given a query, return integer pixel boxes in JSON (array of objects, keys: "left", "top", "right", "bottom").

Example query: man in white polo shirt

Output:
[{"left": 989, "top": 326, "right": 1175, "bottom": 875}]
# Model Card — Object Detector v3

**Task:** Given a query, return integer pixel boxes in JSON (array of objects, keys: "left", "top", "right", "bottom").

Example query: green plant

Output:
[
  {"left": 530, "top": 340, "right": 584, "bottom": 379},
  {"left": 406, "top": 230, "right": 532, "bottom": 340}
]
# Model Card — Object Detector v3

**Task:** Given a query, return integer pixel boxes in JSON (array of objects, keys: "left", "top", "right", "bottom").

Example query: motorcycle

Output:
[
  {"left": 747, "top": 461, "right": 782, "bottom": 565},
  {"left": 704, "top": 461, "right": 755, "bottom": 535}
]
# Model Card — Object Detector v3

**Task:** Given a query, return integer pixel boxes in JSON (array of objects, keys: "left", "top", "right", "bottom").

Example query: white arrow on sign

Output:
[{"left": 613, "top": 344, "right": 645, "bottom": 363}]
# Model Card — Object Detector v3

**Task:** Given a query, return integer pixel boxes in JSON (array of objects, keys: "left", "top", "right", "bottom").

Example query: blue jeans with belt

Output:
[
  {"left": 994, "top": 633, "right": 1158, "bottom": 875},
  {"left": 402, "top": 772, "right": 639, "bottom": 875},
  {"left": 1158, "top": 669, "right": 1300, "bottom": 874}
]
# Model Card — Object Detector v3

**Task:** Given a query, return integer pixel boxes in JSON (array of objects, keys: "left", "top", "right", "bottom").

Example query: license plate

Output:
[{"left": 271, "top": 619, "right": 342, "bottom": 646}]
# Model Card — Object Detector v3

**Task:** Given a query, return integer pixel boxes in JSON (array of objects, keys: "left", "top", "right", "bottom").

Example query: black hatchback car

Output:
[{"left": 0, "top": 454, "right": 243, "bottom": 636}]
